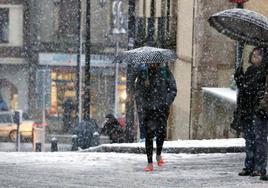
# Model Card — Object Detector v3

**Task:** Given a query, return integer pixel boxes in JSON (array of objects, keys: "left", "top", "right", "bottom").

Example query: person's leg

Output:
[
  {"left": 137, "top": 109, "right": 146, "bottom": 140},
  {"left": 253, "top": 118, "right": 268, "bottom": 176},
  {"left": 241, "top": 119, "right": 256, "bottom": 174},
  {"left": 143, "top": 109, "right": 155, "bottom": 166},
  {"left": 145, "top": 121, "right": 154, "bottom": 164},
  {"left": 155, "top": 107, "right": 168, "bottom": 164},
  {"left": 144, "top": 118, "right": 154, "bottom": 171},
  {"left": 156, "top": 120, "right": 167, "bottom": 157}
]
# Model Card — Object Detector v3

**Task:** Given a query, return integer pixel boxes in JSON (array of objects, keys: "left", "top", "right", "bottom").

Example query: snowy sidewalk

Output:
[
  {"left": 84, "top": 138, "right": 246, "bottom": 154},
  {"left": 1, "top": 152, "right": 268, "bottom": 188}
]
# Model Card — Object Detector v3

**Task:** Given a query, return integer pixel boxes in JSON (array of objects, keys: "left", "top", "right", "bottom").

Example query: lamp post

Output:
[
  {"left": 125, "top": 0, "right": 136, "bottom": 143},
  {"left": 112, "top": 0, "right": 127, "bottom": 117},
  {"left": 83, "top": 0, "right": 91, "bottom": 120},
  {"left": 76, "top": 0, "right": 82, "bottom": 123}
]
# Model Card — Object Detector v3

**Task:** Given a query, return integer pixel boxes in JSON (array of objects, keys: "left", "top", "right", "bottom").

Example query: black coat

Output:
[
  {"left": 101, "top": 117, "right": 124, "bottom": 143},
  {"left": 234, "top": 64, "right": 267, "bottom": 120},
  {"left": 134, "top": 66, "right": 177, "bottom": 111}
]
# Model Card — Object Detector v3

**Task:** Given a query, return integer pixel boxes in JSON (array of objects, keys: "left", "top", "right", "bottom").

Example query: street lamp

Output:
[
  {"left": 84, "top": 0, "right": 91, "bottom": 120},
  {"left": 125, "top": 0, "right": 136, "bottom": 143}
]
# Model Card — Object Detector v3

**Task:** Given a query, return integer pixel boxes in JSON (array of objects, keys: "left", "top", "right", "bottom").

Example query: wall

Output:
[
  {"left": 172, "top": 0, "right": 194, "bottom": 139},
  {"left": 190, "top": 0, "right": 237, "bottom": 139},
  {"left": 245, "top": 0, "right": 268, "bottom": 17}
]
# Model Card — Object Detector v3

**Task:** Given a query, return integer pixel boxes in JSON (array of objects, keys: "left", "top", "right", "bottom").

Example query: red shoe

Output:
[
  {"left": 157, "top": 159, "right": 165, "bottom": 167},
  {"left": 144, "top": 164, "right": 154, "bottom": 171}
]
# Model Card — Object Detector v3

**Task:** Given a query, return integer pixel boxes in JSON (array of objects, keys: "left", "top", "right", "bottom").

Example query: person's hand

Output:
[{"left": 234, "top": 66, "right": 243, "bottom": 78}]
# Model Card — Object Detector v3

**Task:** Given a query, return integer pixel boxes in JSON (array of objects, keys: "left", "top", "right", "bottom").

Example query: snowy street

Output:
[{"left": 0, "top": 152, "right": 267, "bottom": 188}]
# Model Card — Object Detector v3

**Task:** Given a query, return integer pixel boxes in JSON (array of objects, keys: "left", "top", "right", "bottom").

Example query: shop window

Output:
[
  {"left": 0, "top": 8, "right": 9, "bottom": 43},
  {"left": 49, "top": 71, "right": 76, "bottom": 116}
]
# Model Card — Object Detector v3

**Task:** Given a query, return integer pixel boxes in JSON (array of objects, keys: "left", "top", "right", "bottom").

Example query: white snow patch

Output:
[
  {"left": 202, "top": 87, "right": 237, "bottom": 103},
  {"left": 98, "top": 138, "right": 245, "bottom": 148}
]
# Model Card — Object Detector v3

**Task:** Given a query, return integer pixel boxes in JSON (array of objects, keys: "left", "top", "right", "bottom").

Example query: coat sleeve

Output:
[
  {"left": 166, "top": 71, "right": 177, "bottom": 106},
  {"left": 259, "top": 75, "right": 268, "bottom": 112},
  {"left": 234, "top": 67, "right": 244, "bottom": 89}
]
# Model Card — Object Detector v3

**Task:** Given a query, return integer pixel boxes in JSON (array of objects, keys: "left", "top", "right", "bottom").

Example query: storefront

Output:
[{"left": 39, "top": 53, "right": 127, "bottom": 127}]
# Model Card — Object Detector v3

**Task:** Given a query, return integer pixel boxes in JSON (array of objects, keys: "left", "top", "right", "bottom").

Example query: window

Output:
[{"left": 0, "top": 8, "right": 9, "bottom": 43}]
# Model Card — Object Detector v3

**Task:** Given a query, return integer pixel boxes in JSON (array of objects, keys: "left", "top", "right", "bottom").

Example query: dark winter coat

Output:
[
  {"left": 63, "top": 98, "right": 75, "bottom": 115},
  {"left": 101, "top": 115, "right": 124, "bottom": 143},
  {"left": 234, "top": 64, "right": 267, "bottom": 120},
  {"left": 259, "top": 75, "right": 268, "bottom": 112},
  {"left": 134, "top": 65, "right": 177, "bottom": 111}
]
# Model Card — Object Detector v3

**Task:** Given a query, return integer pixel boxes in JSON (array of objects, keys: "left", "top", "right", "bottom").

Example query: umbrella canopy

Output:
[
  {"left": 113, "top": 46, "right": 178, "bottom": 64},
  {"left": 208, "top": 8, "right": 268, "bottom": 46}
]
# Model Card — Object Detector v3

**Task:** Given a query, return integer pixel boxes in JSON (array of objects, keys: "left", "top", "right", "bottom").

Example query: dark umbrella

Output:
[
  {"left": 208, "top": 8, "right": 268, "bottom": 46},
  {"left": 113, "top": 46, "right": 178, "bottom": 64}
]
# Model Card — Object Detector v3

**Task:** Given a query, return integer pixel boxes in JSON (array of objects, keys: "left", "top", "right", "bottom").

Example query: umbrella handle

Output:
[{"left": 235, "top": 41, "right": 244, "bottom": 70}]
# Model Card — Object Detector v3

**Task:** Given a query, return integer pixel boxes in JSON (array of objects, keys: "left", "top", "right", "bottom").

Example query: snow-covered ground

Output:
[
  {"left": 0, "top": 152, "right": 267, "bottom": 188},
  {"left": 98, "top": 138, "right": 245, "bottom": 148},
  {"left": 0, "top": 138, "right": 246, "bottom": 153}
]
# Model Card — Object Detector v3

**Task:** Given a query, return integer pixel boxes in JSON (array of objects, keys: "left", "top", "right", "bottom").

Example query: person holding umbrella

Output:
[
  {"left": 134, "top": 62, "right": 177, "bottom": 171},
  {"left": 208, "top": 8, "right": 268, "bottom": 180},
  {"left": 258, "top": 70, "right": 268, "bottom": 181},
  {"left": 234, "top": 46, "right": 268, "bottom": 177}
]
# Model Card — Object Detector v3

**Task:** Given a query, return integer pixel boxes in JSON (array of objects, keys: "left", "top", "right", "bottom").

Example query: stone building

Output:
[
  {"left": 135, "top": 0, "right": 268, "bottom": 140},
  {"left": 173, "top": 0, "right": 268, "bottom": 140}
]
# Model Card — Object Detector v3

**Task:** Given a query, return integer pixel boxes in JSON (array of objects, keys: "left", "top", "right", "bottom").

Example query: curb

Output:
[{"left": 83, "top": 145, "right": 245, "bottom": 154}]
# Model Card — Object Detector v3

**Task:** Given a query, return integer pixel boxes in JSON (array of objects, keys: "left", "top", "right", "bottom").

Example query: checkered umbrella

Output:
[
  {"left": 113, "top": 46, "right": 178, "bottom": 64},
  {"left": 208, "top": 8, "right": 268, "bottom": 46}
]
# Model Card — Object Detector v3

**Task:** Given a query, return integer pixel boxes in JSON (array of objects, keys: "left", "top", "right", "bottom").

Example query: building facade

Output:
[
  {"left": 173, "top": 0, "right": 268, "bottom": 140},
  {"left": 0, "top": 0, "right": 129, "bottom": 132},
  {"left": 0, "top": 0, "right": 29, "bottom": 112}
]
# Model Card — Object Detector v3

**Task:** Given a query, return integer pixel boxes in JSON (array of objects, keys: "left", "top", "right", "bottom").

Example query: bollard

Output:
[
  {"left": 71, "top": 135, "right": 78, "bottom": 151},
  {"left": 51, "top": 137, "right": 58, "bottom": 152},
  {"left": 35, "top": 143, "right": 42, "bottom": 152},
  {"left": 92, "top": 132, "right": 100, "bottom": 146}
]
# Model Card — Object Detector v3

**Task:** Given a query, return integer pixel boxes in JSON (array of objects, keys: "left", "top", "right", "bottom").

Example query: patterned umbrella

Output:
[
  {"left": 113, "top": 46, "right": 178, "bottom": 64},
  {"left": 208, "top": 8, "right": 268, "bottom": 46}
]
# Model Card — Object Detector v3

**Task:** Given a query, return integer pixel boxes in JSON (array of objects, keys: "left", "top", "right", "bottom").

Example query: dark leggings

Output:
[{"left": 144, "top": 107, "right": 169, "bottom": 163}]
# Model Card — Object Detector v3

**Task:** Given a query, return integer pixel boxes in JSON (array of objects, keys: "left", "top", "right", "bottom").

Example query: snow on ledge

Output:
[
  {"left": 202, "top": 87, "right": 237, "bottom": 103},
  {"left": 96, "top": 138, "right": 245, "bottom": 148}
]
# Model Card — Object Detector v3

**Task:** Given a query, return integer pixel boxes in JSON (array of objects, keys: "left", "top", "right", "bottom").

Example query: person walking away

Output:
[
  {"left": 101, "top": 114, "right": 124, "bottom": 143},
  {"left": 0, "top": 94, "right": 8, "bottom": 111},
  {"left": 134, "top": 64, "right": 148, "bottom": 143},
  {"left": 134, "top": 63, "right": 177, "bottom": 171},
  {"left": 235, "top": 47, "right": 268, "bottom": 177},
  {"left": 63, "top": 97, "right": 75, "bottom": 132}
]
